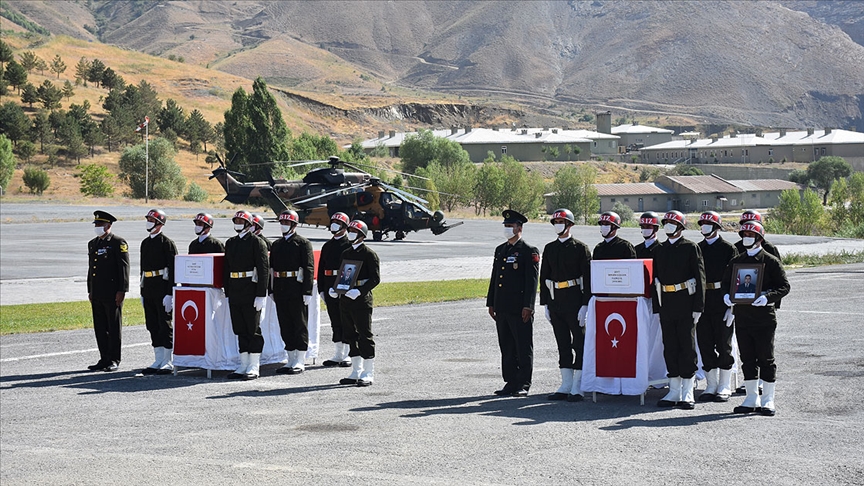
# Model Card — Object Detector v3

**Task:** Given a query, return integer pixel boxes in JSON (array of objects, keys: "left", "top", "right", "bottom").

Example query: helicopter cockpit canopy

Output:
[{"left": 303, "top": 167, "right": 346, "bottom": 185}]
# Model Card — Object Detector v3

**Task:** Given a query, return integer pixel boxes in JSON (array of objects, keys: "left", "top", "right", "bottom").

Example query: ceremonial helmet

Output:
[
  {"left": 348, "top": 220, "right": 368, "bottom": 237},
  {"left": 233, "top": 210, "right": 253, "bottom": 226},
  {"left": 251, "top": 213, "right": 266, "bottom": 230},
  {"left": 330, "top": 212, "right": 350, "bottom": 227},
  {"left": 598, "top": 211, "right": 622, "bottom": 228},
  {"left": 662, "top": 210, "right": 687, "bottom": 228},
  {"left": 698, "top": 211, "right": 722, "bottom": 228},
  {"left": 193, "top": 213, "right": 214, "bottom": 228},
  {"left": 639, "top": 211, "right": 660, "bottom": 228},
  {"left": 551, "top": 208, "right": 575, "bottom": 225},
  {"left": 146, "top": 208, "right": 167, "bottom": 225},
  {"left": 279, "top": 210, "right": 299, "bottom": 225},
  {"left": 740, "top": 209, "right": 763, "bottom": 224},
  {"left": 739, "top": 221, "right": 765, "bottom": 240}
]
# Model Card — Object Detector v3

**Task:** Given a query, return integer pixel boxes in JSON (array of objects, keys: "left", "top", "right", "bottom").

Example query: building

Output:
[{"left": 611, "top": 123, "right": 675, "bottom": 149}]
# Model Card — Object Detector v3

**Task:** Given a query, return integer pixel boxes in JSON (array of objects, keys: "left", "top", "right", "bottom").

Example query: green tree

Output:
[
  {"left": 416, "top": 160, "right": 476, "bottom": 212},
  {"left": 74, "top": 57, "right": 90, "bottom": 86},
  {"left": 570, "top": 164, "right": 600, "bottom": 224},
  {"left": 50, "top": 55, "right": 66, "bottom": 79},
  {"left": 16, "top": 140, "right": 36, "bottom": 163},
  {"left": 100, "top": 113, "right": 123, "bottom": 152},
  {"left": 18, "top": 51, "right": 39, "bottom": 74},
  {"left": 399, "top": 129, "right": 470, "bottom": 173},
  {"left": 551, "top": 165, "right": 584, "bottom": 214},
  {"left": 0, "top": 40, "right": 14, "bottom": 68},
  {"left": 5, "top": 60, "right": 28, "bottom": 93},
  {"left": 157, "top": 98, "right": 186, "bottom": 136},
  {"left": 35, "top": 58, "right": 48, "bottom": 76},
  {"left": 65, "top": 129, "right": 88, "bottom": 165},
  {"left": 87, "top": 59, "right": 106, "bottom": 86},
  {"left": 20, "top": 82, "right": 38, "bottom": 107},
  {"left": 30, "top": 110, "right": 53, "bottom": 153},
  {"left": 36, "top": 80, "right": 62, "bottom": 110},
  {"left": 828, "top": 177, "right": 849, "bottom": 230},
  {"left": 0, "top": 101, "right": 31, "bottom": 145},
  {"left": 62, "top": 80, "right": 74, "bottom": 100},
  {"left": 473, "top": 157, "right": 505, "bottom": 215},
  {"left": 185, "top": 109, "right": 212, "bottom": 150},
  {"left": 671, "top": 164, "right": 704, "bottom": 176},
  {"left": 100, "top": 67, "right": 123, "bottom": 90},
  {"left": 22, "top": 166, "right": 50, "bottom": 195},
  {"left": 770, "top": 188, "right": 827, "bottom": 235},
  {"left": 223, "top": 77, "right": 290, "bottom": 179},
  {"left": 499, "top": 155, "right": 545, "bottom": 217},
  {"left": 183, "top": 181, "right": 208, "bottom": 202},
  {"left": 118, "top": 137, "right": 185, "bottom": 199},
  {"left": 804, "top": 156, "right": 853, "bottom": 205},
  {"left": 611, "top": 201, "right": 635, "bottom": 225},
  {"left": 79, "top": 163, "right": 115, "bottom": 197},
  {"left": 0, "top": 134, "right": 15, "bottom": 190},
  {"left": 0, "top": 64, "right": 8, "bottom": 99},
  {"left": 849, "top": 172, "right": 864, "bottom": 227}
]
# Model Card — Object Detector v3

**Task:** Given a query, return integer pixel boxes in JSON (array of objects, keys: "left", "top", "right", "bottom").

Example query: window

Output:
[
  {"left": 702, "top": 200, "right": 709, "bottom": 207},
  {"left": 768, "top": 149, "right": 774, "bottom": 156},
  {"left": 730, "top": 199, "right": 738, "bottom": 207},
  {"left": 821, "top": 148, "right": 826, "bottom": 156},
  {"left": 501, "top": 146, "right": 507, "bottom": 154},
  {"left": 610, "top": 198, "right": 616, "bottom": 202},
  {"left": 624, "top": 198, "right": 629, "bottom": 202},
  {"left": 724, "top": 150, "right": 728, "bottom": 156},
  {"left": 594, "top": 141, "right": 597, "bottom": 147},
  {"left": 752, "top": 194, "right": 757, "bottom": 198}
]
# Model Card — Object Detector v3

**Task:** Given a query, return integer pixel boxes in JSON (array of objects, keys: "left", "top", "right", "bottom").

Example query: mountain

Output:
[{"left": 4, "top": 0, "right": 864, "bottom": 131}]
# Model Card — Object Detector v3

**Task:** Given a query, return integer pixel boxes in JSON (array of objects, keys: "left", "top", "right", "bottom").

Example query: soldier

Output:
[
  {"left": 223, "top": 210, "right": 269, "bottom": 380},
  {"left": 270, "top": 210, "right": 314, "bottom": 375},
  {"left": 486, "top": 210, "right": 540, "bottom": 397},
  {"left": 593, "top": 211, "right": 637, "bottom": 260},
  {"left": 328, "top": 220, "right": 381, "bottom": 386},
  {"left": 87, "top": 210, "right": 130, "bottom": 372},
  {"left": 318, "top": 212, "right": 353, "bottom": 367},
  {"left": 634, "top": 212, "right": 661, "bottom": 259},
  {"left": 188, "top": 213, "right": 225, "bottom": 254},
  {"left": 723, "top": 221, "right": 790, "bottom": 416},
  {"left": 734, "top": 210, "right": 781, "bottom": 260},
  {"left": 139, "top": 209, "right": 178, "bottom": 375},
  {"left": 539, "top": 208, "right": 592, "bottom": 402},
  {"left": 696, "top": 211, "right": 739, "bottom": 401},
  {"left": 652, "top": 210, "right": 706, "bottom": 409},
  {"left": 251, "top": 213, "right": 271, "bottom": 251}
]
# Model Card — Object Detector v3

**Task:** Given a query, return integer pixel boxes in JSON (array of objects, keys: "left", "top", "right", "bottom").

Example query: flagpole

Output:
[{"left": 145, "top": 119, "right": 149, "bottom": 203}]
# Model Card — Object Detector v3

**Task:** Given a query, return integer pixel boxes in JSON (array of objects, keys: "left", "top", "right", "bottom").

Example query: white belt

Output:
[
  {"left": 356, "top": 279, "right": 369, "bottom": 286},
  {"left": 272, "top": 271, "right": 298, "bottom": 278},
  {"left": 324, "top": 270, "right": 338, "bottom": 276},
  {"left": 545, "top": 277, "right": 583, "bottom": 300},
  {"left": 230, "top": 271, "right": 254, "bottom": 278},
  {"left": 706, "top": 281, "right": 722, "bottom": 290},
  {"left": 143, "top": 269, "right": 164, "bottom": 278}
]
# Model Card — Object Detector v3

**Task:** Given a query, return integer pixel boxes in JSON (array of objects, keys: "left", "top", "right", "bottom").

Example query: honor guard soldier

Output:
[
  {"left": 652, "top": 210, "right": 706, "bottom": 409},
  {"left": 635, "top": 212, "right": 661, "bottom": 259},
  {"left": 593, "top": 211, "right": 637, "bottom": 260},
  {"left": 723, "top": 221, "right": 790, "bottom": 416},
  {"left": 318, "top": 212, "right": 353, "bottom": 367},
  {"left": 328, "top": 220, "right": 381, "bottom": 386},
  {"left": 270, "top": 210, "right": 315, "bottom": 375},
  {"left": 140, "top": 209, "right": 178, "bottom": 375},
  {"left": 696, "top": 211, "right": 739, "bottom": 401},
  {"left": 224, "top": 210, "right": 269, "bottom": 380},
  {"left": 539, "top": 209, "right": 592, "bottom": 402},
  {"left": 189, "top": 213, "right": 225, "bottom": 254},
  {"left": 87, "top": 210, "right": 130, "bottom": 372},
  {"left": 487, "top": 210, "right": 540, "bottom": 397},
  {"left": 251, "top": 213, "right": 271, "bottom": 250},
  {"left": 735, "top": 210, "right": 781, "bottom": 260}
]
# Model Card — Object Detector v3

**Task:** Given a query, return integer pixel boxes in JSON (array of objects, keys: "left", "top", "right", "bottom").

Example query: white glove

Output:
[
  {"left": 578, "top": 305, "right": 588, "bottom": 327},
  {"left": 724, "top": 308, "right": 734, "bottom": 327},
  {"left": 544, "top": 306, "right": 551, "bottom": 322},
  {"left": 268, "top": 293, "right": 275, "bottom": 302},
  {"left": 319, "top": 292, "right": 325, "bottom": 301},
  {"left": 723, "top": 294, "right": 733, "bottom": 307},
  {"left": 692, "top": 311, "right": 702, "bottom": 325},
  {"left": 303, "top": 295, "right": 312, "bottom": 306},
  {"left": 140, "top": 296, "right": 145, "bottom": 307},
  {"left": 345, "top": 289, "right": 361, "bottom": 300},
  {"left": 328, "top": 288, "right": 338, "bottom": 299},
  {"left": 162, "top": 295, "right": 173, "bottom": 313},
  {"left": 254, "top": 296, "right": 266, "bottom": 311},
  {"left": 752, "top": 295, "right": 768, "bottom": 307}
]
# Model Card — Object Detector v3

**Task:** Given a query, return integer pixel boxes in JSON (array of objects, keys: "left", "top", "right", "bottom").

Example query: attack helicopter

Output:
[{"left": 209, "top": 155, "right": 462, "bottom": 241}]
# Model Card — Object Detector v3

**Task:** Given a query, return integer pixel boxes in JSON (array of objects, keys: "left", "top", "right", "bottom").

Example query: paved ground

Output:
[{"left": 2, "top": 263, "right": 864, "bottom": 484}]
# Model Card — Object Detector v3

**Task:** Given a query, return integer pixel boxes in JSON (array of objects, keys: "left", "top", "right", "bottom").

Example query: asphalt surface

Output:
[{"left": 2, "top": 263, "right": 864, "bottom": 484}]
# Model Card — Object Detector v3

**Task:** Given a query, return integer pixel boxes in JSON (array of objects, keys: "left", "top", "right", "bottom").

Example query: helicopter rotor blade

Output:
[
  {"left": 379, "top": 182, "right": 428, "bottom": 205},
  {"left": 349, "top": 161, "right": 430, "bottom": 181},
  {"left": 291, "top": 184, "right": 363, "bottom": 206},
  {"left": 400, "top": 184, "right": 459, "bottom": 198}
]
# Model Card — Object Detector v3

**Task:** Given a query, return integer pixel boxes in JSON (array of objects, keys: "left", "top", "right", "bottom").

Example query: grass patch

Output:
[
  {"left": 0, "top": 279, "right": 488, "bottom": 335},
  {"left": 782, "top": 250, "right": 864, "bottom": 267}
]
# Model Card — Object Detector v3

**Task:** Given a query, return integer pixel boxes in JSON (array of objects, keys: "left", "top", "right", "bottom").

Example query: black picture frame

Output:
[
  {"left": 730, "top": 263, "right": 764, "bottom": 304},
  {"left": 333, "top": 260, "right": 363, "bottom": 294}
]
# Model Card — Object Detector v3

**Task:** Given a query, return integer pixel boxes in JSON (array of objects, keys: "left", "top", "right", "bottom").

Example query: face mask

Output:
[
  {"left": 599, "top": 225, "right": 612, "bottom": 237},
  {"left": 94, "top": 226, "right": 106, "bottom": 237},
  {"left": 330, "top": 223, "right": 342, "bottom": 232},
  {"left": 280, "top": 224, "right": 294, "bottom": 235},
  {"left": 146, "top": 221, "right": 156, "bottom": 232},
  {"left": 347, "top": 231, "right": 359, "bottom": 242},
  {"left": 641, "top": 228, "right": 655, "bottom": 239},
  {"left": 234, "top": 224, "right": 245, "bottom": 233},
  {"left": 742, "top": 236, "right": 756, "bottom": 248},
  {"left": 701, "top": 224, "right": 715, "bottom": 236},
  {"left": 194, "top": 225, "right": 205, "bottom": 235},
  {"left": 664, "top": 223, "right": 679, "bottom": 235},
  {"left": 554, "top": 223, "right": 566, "bottom": 235},
  {"left": 503, "top": 227, "right": 516, "bottom": 240}
]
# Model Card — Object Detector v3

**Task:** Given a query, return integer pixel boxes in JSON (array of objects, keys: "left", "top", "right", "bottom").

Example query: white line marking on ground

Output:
[{"left": 0, "top": 342, "right": 150, "bottom": 363}]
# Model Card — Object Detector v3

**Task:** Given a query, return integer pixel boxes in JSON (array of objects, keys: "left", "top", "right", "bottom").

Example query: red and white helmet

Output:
[
  {"left": 740, "top": 210, "right": 762, "bottom": 224},
  {"left": 251, "top": 214, "right": 266, "bottom": 230},
  {"left": 279, "top": 210, "right": 299, "bottom": 225},
  {"left": 662, "top": 210, "right": 687, "bottom": 228},
  {"left": 698, "top": 211, "right": 722, "bottom": 227},
  {"left": 739, "top": 221, "right": 765, "bottom": 239},
  {"left": 233, "top": 210, "right": 253, "bottom": 226},
  {"left": 639, "top": 211, "right": 660, "bottom": 228},
  {"left": 146, "top": 209, "right": 167, "bottom": 225},
  {"left": 348, "top": 220, "right": 368, "bottom": 237},
  {"left": 193, "top": 213, "right": 214, "bottom": 228},
  {"left": 598, "top": 211, "right": 622, "bottom": 228},
  {"left": 330, "top": 212, "right": 350, "bottom": 227},
  {"left": 551, "top": 208, "right": 575, "bottom": 225}
]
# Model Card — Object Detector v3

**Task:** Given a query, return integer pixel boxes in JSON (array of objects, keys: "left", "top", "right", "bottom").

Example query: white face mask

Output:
[
  {"left": 554, "top": 223, "right": 566, "bottom": 235},
  {"left": 641, "top": 228, "right": 655, "bottom": 239},
  {"left": 347, "top": 231, "right": 359, "bottom": 242},
  {"left": 280, "top": 224, "right": 294, "bottom": 235},
  {"left": 701, "top": 224, "right": 715, "bottom": 236},
  {"left": 503, "top": 227, "right": 516, "bottom": 240},
  {"left": 194, "top": 225, "right": 205, "bottom": 235},
  {"left": 234, "top": 223, "right": 246, "bottom": 233},
  {"left": 664, "top": 223, "right": 679, "bottom": 236},
  {"left": 599, "top": 225, "right": 612, "bottom": 237},
  {"left": 330, "top": 223, "right": 342, "bottom": 232},
  {"left": 146, "top": 221, "right": 156, "bottom": 232},
  {"left": 94, "top": 226, "right": 106, "bottom": 237},
  {"left": 742, "top": 236, "right": 756, "bottom": 248}
]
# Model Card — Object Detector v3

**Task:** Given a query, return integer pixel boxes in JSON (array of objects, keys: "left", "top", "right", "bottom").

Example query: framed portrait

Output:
[
  {"left": 333, "top": 260, "right": 363, "bottom": 294},
  {"left": 730, "top": 263, "right": 764, "bottom": 304}
]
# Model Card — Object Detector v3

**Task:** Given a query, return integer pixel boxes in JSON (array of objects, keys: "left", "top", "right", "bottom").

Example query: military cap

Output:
[
  {"left": 502, "top": 209, "right": 528, "bottom": 225},
  {"left": 93, "top": 210, "right": 117, "bottom": 224}
]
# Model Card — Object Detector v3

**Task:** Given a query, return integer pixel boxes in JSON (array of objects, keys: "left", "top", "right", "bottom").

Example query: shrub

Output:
[
  {"left": 22, "top": 166, "right": 50, "bottom": 195},
  {"left": 183, "top": 182, "right": 208, "bottom": 202},
  {"left": 611, "top": 201, "right": 635, "bottom": 226},
  {"left": 79, "top": 164, "right": 114, "bottom": 197}
]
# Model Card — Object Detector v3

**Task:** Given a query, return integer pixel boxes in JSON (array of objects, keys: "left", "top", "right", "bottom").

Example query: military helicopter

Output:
[{"left": 209, "top": 155, "right": 462, "bottom": 241}]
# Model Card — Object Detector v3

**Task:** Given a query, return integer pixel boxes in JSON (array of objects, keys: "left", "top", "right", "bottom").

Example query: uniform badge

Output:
[
  {"left": 120, "top": 243, "right": 128, "bottom": 253},
  {"left": 513, "top": 262, "right": 518, "bottom": 270}
]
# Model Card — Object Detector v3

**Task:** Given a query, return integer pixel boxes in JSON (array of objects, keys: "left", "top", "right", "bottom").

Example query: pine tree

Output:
[
  {"left": 62, "top": 80, "right": 75, "bottom": 100},
  {"left": 50, "top": 55, "right": 66, "bottom": 79},
  {"left": 18, "top": 51, "right": 39, "bottom": 74},
  {"left": 20, "top": 83, "right": 39, "bottom": 108},
  {"left": 75, "top": 57, "right": 90, "bottom": 86}
]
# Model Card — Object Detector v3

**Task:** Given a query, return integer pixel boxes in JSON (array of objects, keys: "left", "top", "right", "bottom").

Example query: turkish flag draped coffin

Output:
[
  {"left": 174, "top": 288, "right": 207, "bottom": 355},
  {"left": 594, "top": 299, "right": 638, "bottom": 378}
]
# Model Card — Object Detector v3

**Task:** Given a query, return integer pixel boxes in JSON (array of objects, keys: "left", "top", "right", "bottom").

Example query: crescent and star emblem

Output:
[
  {"left": 604, "top": 312, "right": 627, "bottom": 348},
  {"left": 181, "top": 300, "right": 199, "bottom": 331}
]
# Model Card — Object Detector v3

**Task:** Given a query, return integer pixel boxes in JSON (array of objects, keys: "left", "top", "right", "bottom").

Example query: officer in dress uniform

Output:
[
  {"left": 223, "top": 210, "right": 269, "bottom": 380},
  {"left": 139, "top": 209, "right": 178, "bottom": 375},
  {"left": 87, "top": 210, "right": 130, "bottom": 372},
  {"left": 652, "top": 210, "right": 706, "bottom": 409},
  {"left": 696, "top": 211, "right": 739, "bottom": 402},
  {"left": 539, "top": 209, "right": 592, "bottom": 402},
  {"left": 270, "top": 210, "right": 314, "bottom": 375},
  {"left": 635, "top": 212, "right": 661, "bottom": 259},
  {"left": 252, "top": 214, "right": 271, "bottom": 251},
  {"left": 486, "top": 210, "right": 540, "bottom": 397},
  {"left": 723, "top": 221, "right": 790, "bottom": 416},
  {"left": 593, "top": 211, "right": 637, "bottom": 260},
  {"left": 188, "top": 213, "right": 224, "bottom": 254},
  {"left": 328, "top": 220, "right": 381, "bottom": 386},
  {"left": 318, "top": 212, "right": 353, "bottom": 367},
  {"left": 634, "top": 211, "right": 667, "bottom": 384}
]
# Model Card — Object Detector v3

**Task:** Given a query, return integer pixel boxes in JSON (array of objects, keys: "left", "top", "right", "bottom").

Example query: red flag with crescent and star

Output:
[
  {"left": 595, "top": 299, "right": 638, "bottom": 378},
  {"left": 173, "top": 288, "right": 206, "bottom": 355}
]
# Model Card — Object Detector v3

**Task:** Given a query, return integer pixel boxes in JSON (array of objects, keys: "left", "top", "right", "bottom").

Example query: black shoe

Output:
[
  {"left": 511, "top": 389, "right": 529, "bottom": 397},
  {"left": 760, "top": 407, "right": 776, "bottom": 417},
  {"left": 102, "top": 362, "right": 119, "bottom": 372},
  {"left": 338, "top": 360, "right": 352, "bottom": 367},
  {"left": 657, "top": 399, "right": 677, "bottom": 407},
  {"left": 678, "top": 401, "right": 696, "bottom": 410},
  {"left": 713, "top": 394, "right": 730, "bottom": 403},
  {"left": 547, "top": 392, "right": 568, "bottom": 401},
  {"left": 226, "top": 372, "right": 245, "bottom": 379},
  {"left": 88, "top": 361, "right": 108, "bottom": 371},
  {"left": 698, "top": 392, "right": 716, "bottom": 402},
  {"left": 357, "top": 378, "right": 373, "bottom": 387},
  {"left": 733, "top": 405, "right": 757, "bottom": 414},
  {"left": 494, "top": 383, "right": 518, "bottom": 396},
  {"left": 155, "top": 368, "right": 173, "bottom": 375},
  {"left": 735, "top": 386, "right": 746, "bottom": 395},
  {"left": 242, "top": 373, "right": 258, "bottom": 381},
  {"left": 322, "top": 359, "right": 340, "bottom": 367},
  {"left": 141, "top": 367, "right": 159, "bottom": 375},
  {"left": 567, "top": 393, "right": 584, "bottom": 402},
  {"left": 340, "top": 378, "right": 359, "bottom": 385},
  {"left": 275, "top": 366, "right": 294, "bottom": 375}
]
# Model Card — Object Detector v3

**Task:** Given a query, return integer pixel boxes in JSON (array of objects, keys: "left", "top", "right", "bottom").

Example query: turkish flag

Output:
[
  {"left": 173, "top": 288, "right": 206, "bottom": 356},
  {"left": 595, "top": 299, "right": 638, "bottom": 378}
]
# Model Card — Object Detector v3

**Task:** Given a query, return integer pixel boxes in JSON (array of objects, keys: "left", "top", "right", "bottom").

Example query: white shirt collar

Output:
[
  {"left": 149, "top": 228, "right": 162, "bottom": 238},
  {"left": 705, "top": 235, "right": 719, "bottom": 245},
  {"left": 604, "top": 236, "right": 615, "bottom": 243},
  {"left": 668, "top": 236, "right": 681, "bottom": 244},
  {"left": 558, "top": 236, "right": 570, "bottom": 243},
  {"left": 747, "top": 246, "right": 763, "bottom": 257},
  {"left": 333, "top": 233, "right": 345, "bottom": 240},
  {"left": 283, "top": 233, "right": 294, "bottom": 240},
  {"left": 198, "top": 234, "right": 208, "bottom": 243},
  {"left": 352, "top": 241, "right": 363, "bottom": 250},
  {"left": 643, "top": 237, "right": 656, "bottom": 248}
]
